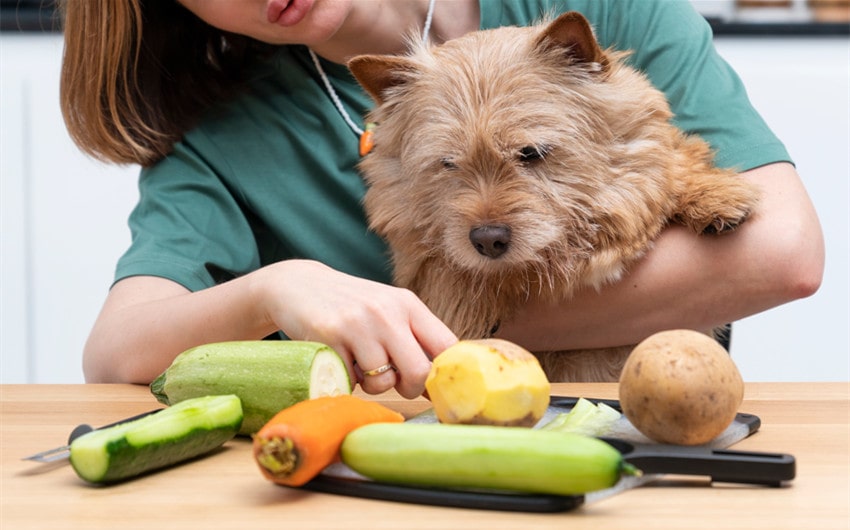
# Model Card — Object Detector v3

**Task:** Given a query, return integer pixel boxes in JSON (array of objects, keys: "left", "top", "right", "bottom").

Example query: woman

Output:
[{"left": 59, "top": 0, "right": 824, "bottom": 397}]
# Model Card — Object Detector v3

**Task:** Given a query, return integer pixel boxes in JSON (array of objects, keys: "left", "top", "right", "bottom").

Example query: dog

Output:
[{"left": 348, "top": 12, "right": 759, "bottom": 381}]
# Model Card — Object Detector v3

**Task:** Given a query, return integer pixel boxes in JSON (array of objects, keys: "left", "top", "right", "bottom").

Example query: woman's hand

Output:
[
  {"left": 83, "top": 260, "right": 456, "bottom": 398},
  {"left": 254, "top": 260, "right": 457, "bottom": 398}
]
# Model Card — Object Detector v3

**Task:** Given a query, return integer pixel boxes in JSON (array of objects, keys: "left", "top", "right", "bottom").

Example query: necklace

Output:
[{"left": 308, "top": 0, "right": 436, "bottom": 156}]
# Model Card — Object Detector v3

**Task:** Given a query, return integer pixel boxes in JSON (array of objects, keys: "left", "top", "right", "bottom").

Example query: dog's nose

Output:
[{"left": 469, "top": 224, "right": 511, "bottom": 258}]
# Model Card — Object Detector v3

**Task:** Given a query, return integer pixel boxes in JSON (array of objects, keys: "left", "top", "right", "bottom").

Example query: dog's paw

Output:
[
  {"left": 676, "top": 204, "right": 753, "bottom": 235},
  {"left": 700, "top": 207, "right": 753, "bottom": 234},
  {"left": 675, "top": 174, "right": 759, "bottom": 236}
]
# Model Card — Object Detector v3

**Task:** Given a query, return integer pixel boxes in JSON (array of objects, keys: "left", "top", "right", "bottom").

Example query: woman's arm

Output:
[
  {"left": 83, "top": 260, "right": 457, "bottom": 398},
  {"left": 85, "top": 163, "right": 821, "bottom": 391},
  {"left": 497, "top": 162, "right": 824, "bottom": 350}
]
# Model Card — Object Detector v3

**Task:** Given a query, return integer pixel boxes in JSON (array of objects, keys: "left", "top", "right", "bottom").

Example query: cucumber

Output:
[
  {"left": 69, "top": 394, "right": 243, "bottom": 484},
  {"left": 150, "top": 341, "right": 351, "bottom": 435},
  {"left": 341, "top": 423, "right": 640, "bottom": 496}
]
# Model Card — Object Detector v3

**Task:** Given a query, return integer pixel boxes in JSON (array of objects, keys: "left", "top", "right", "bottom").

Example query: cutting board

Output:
[{"left": 304, "top": 396, "right": 776, "bottom": 512}]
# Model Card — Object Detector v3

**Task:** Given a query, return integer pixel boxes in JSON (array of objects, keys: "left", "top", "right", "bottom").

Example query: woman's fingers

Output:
[
  {"left": 356, "top": 359, "right": 399, "bottom": 395},
  {"left": 266, "top": 261, "right": 456, "bottom": 398},
  {"left": 405, "top": 290, "right": 458, "bottom": 359},
  {"left": 387, "top": 290, "right": 457, "bottom": 398},
  {"left": 349, "top": 338, "right": 399, "bottom": 395}
]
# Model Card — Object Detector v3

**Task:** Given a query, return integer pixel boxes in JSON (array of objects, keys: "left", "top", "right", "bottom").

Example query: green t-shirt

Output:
[{"left": 116, "top": 0, "right": 790, "bottom": 292}]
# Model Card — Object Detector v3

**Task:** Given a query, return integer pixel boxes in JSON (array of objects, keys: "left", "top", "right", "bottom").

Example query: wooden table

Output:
[{"left": 1, "top": 383, "right": 848, "bottom": 529}]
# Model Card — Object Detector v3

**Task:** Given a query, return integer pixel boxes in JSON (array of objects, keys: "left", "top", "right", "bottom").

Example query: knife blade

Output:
[{"left": 22, "top": 409, "right": 163, "bottom": 463}]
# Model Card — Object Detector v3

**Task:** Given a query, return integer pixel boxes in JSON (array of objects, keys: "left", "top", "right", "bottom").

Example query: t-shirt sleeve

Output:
[
  {"left": 594, "top": 0, "right": 792, "bottom": 171},
  {"left": 115, "top": 138, "right": 262, "bottom": 292}
]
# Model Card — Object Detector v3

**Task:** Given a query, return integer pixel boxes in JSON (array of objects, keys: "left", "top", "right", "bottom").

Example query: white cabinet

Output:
[
  {"left": 1, "top": 33, "right": 847, "bottom": 383},
  {"left": 1, "top": 34, "right": 139, "bottom": 383},
  {"left": 712, "top": 37, "right": 850, "bottom": 381}
]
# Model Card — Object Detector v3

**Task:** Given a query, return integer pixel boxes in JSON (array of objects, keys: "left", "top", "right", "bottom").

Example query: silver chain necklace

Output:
[{"left": 308, "top": 0, "right": 436, "bottom": 152}]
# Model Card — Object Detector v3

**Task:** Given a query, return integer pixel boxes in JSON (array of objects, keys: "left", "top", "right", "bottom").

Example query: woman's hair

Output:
[{"left": 59, "top": 0, "right": 274, "bottom": 167}]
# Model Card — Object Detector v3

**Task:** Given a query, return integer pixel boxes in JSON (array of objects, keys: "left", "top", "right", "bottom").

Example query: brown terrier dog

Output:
[{"left": 348, "top": 12, "right": 759, "bottom": 381}]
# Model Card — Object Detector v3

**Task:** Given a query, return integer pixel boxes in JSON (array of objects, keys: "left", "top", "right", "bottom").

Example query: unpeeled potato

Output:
[{"left": 618, "top": 329, "right": 744, "bottom": 445}]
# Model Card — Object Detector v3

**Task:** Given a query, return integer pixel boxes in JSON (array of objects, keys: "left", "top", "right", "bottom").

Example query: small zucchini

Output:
[
  {"left": 151, "top": 341, "right": 351, "bottom": 435},
  {"left": 69, "top": 394, "right": 243, "bottom": 484},
  {"left": 341, "top": 423, "right": 640, "bottom": 496}
]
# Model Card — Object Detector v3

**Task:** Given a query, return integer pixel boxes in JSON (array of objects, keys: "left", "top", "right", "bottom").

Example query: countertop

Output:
[{"left": 1, "top": 382, "right": 848, "bottom": 529}]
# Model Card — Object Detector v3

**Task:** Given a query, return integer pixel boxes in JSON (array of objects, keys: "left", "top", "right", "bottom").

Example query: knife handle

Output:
[
  {"left": 24, "top": 409, "right": 163, "bottom": 463},
  {"left": 67, "top": 409, "right": 163, "bottom": 444},
  {"left": 623, "top": 446, "right": 796, "bottom": 486}
]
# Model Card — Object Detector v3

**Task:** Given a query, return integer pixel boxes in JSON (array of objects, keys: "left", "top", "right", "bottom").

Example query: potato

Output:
[
  {"left": 618, "top": 329, "right": 743, "bottom": 445},
  {"left": 425, "top": 339, "right": 551, "bottom": 427}
]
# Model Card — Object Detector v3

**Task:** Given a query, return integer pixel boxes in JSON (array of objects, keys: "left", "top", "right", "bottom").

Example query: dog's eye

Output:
[
  {"left": 441, "top": 157, "right": 458, "bottom": 170},
  {"left": 518, "top": 145, "right": 550, "bottom": 163}
]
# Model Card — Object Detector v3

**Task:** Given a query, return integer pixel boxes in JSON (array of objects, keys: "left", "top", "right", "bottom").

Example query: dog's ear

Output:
[
  {"left": 348, "top": 55, "right": 419, "bottom": 105},
  {"left": 535, "top": 11, "right": 606, "bottom": 68}
]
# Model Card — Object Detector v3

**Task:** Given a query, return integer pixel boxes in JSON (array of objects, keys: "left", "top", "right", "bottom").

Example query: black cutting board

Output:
[{"left": 301, "top": 396, "right": 777, "bottom": 512}]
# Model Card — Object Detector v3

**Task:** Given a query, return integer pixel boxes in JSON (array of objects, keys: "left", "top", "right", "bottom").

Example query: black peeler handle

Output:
[
  {"left": 24, "top": 409, "right": 164, "bottom": 463},
  {"left": 67, "top": 409, "right": 164, "bottom": 445},
  {"left": 600, "top": 438, "right": 796, "bottom": 486}
]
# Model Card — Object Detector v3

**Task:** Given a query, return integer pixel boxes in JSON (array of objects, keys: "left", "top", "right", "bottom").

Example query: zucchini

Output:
[
  {"left": 151, "top": 341, "right": 352, "bottom": 435},
  {"left": 69, "top": 394, "right": 243, "bottom": 484},
  {"left": 341, "top": 423, "right": 640, "bottom": 496}
]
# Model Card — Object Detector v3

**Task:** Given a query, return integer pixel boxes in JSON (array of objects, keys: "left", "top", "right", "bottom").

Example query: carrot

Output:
[
  {"left": 359, "top": 122, "right": 377, "bottom": 156},
  {"left": 252, "top": 394, "right": 404, "bottom": 486}
]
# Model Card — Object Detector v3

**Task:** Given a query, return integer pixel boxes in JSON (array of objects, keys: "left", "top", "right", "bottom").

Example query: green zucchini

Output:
[
  {"left": 69, "top": 394, "right": 243, "bottom": 484},
  {"left": 150, "top": 341, "right": 351, "bottom": 435},
  {"left": 341, "top": 423, "right": 640, "bottom": 496}
]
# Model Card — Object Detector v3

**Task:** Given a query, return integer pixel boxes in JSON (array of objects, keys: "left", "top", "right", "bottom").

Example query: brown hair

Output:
[{"left": 59, "top": 0, "right": 274, "bottom": 167}]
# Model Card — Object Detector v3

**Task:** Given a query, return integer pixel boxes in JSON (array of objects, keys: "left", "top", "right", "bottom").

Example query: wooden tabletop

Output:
[{"left": 1, "top": 382, "right": 848, "bottom": 529}]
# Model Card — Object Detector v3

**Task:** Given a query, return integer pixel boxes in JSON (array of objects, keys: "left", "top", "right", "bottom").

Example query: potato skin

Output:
[{"left": 618, "top": 330, "right": 744, "bottom": 445}]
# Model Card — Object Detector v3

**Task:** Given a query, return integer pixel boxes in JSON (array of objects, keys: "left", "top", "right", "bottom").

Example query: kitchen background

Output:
[{"left": 1, "top": 1, "right": 848, "bottom": 383}]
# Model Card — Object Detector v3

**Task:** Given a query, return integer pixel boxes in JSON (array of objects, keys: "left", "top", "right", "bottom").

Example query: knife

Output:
[{"left": 22, "top": 409, "right": 163, "bottom": 463}]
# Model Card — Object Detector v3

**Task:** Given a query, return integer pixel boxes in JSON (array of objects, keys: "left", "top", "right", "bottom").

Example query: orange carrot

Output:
[
  {"left": 359, "top": 122, "right": 377, "bottom": 156},
  {"left": 252, "top": 395, "right": 404, "bottom": 486}
]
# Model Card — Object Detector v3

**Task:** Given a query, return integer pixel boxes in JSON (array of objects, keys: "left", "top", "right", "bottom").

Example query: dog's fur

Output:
[{"left": 348, "top": 12, "right": 759, "bottom": 381}]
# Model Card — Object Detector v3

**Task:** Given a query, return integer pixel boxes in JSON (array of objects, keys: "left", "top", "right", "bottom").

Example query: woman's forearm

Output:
[
  {"left": 83, "top": 272, "right": 278, "bottom": 384},
  {"left": 497, "top": 162, "right": 825, "bottom": 351},
  {"left": 83, "top": 260, "right": 457, "bottom": 398}
]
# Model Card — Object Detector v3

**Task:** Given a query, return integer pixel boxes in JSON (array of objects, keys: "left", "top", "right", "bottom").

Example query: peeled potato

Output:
[
  {"left": 618, "top": 329, "right": 744, "bottom": 445},
  {"left": 425, "top": 339, "right": 551, "bottom": 427}
]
